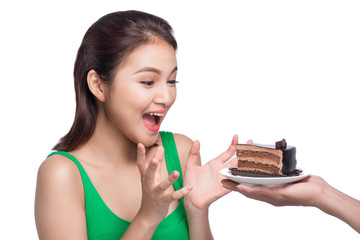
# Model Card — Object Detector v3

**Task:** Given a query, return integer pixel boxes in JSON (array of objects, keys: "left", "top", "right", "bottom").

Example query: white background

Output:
[{"left": 1, "top": 0, "right": 359, "bottom": 239}]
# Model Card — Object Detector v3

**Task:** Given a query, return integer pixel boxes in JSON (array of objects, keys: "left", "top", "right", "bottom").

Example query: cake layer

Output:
[
  {"left": 237, "top": 160, "right": 282, "bottom": 175},
  {"left": 236, "top": 147, "right": 282, "bottom": 164}
]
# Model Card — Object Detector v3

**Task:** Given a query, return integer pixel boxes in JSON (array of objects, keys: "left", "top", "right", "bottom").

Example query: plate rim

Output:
[{"left": 220, "top": 167, "right": 311, "bottom": 187}]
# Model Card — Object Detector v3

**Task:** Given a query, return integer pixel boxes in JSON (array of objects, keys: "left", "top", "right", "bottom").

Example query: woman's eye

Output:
[
  {"left": 140, "top": 81, "right": 154, "bottom": 86},
  {"left": 168, "top": 80, "right": 178, "bottom": 85}
]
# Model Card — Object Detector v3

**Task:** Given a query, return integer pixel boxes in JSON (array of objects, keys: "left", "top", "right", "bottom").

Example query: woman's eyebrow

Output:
[
  {"left": 134, "top": 67, "right": 161, "bottom": 75},
  {"left": 171, "top": 66, "right": 178, "bottom": 74},
  {"left": 133, "top": 66, "right": 178, "bottom": 75}
]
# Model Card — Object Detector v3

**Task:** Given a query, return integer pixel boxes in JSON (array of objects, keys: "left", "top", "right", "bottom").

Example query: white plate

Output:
[{"left": 220, "top": 168, "right": 311, "bottom": 187}]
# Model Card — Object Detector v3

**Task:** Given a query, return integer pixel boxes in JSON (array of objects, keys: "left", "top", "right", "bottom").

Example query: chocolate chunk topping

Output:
[{"left": 275, "top": 139, "right": 287, "bottom": 149}]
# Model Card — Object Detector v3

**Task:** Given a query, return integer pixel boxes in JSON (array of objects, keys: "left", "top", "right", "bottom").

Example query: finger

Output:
[
  {"left": 221, "top": 179, "right": 240, "bottom": 191},
  {"left": 136, "top": 143, "right": 146, "bottom": 175},
  {"left": 235, "top": 184, "right": 276, "bottom": 199},
  {"left": 247, "top": 139, "right": 253, "bottom": 144},
  {"left": 235, "top": 185, "right": 283, "bottom": 206},
  {"left": 222, "top": 179, "right": 284, "bottom": 205},
  {"left": 232, "top": 134, "right": 239, "bottom": 145},
  {"left": 171, "top": 185, "right": 193, "bottom": 200},
  {"left": 153, "top": 145, "right": 164, "bottom": 163},
  {"left": 153, "top": 146, "right": 164, "bottom": 179},
  {"left": 144, "top": 157, "right": 160, "bottom": 184},
  {"left": 186, "top": 140, "right": 200, "bottom": 169},
  {"left": 156, "top": 170, "right": 179, "bottom": 193},
  {"left": 221, "top": 179, "right": 267, "bottom": 194},
  {"left": 217, "top": 134, "right": 238, "bottom": 163}
]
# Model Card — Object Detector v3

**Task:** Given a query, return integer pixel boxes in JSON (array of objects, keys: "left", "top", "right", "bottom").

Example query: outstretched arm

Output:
[
  {"left": 182, "top": 135, "right": 239, "bottom": 239},
  {"left": 222, "top": 175, "right": 360, "bottom": 233}
]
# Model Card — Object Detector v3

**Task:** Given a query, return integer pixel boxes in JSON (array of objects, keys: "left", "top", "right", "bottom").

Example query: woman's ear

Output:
[{"left": 87, "top": 70, "right": 106, "bottom": 102}]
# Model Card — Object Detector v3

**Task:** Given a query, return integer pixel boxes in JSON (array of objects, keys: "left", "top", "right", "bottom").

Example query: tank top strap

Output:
[{"left": 160, "top": 131, "right": 184, "bottom": 191}]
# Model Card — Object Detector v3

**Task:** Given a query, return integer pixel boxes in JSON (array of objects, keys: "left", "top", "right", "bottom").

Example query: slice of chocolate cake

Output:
[{"left": 234, "top": 139, "right": 297, "bottom": 176}]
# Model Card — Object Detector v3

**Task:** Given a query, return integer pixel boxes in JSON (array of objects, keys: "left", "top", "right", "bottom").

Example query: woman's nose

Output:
[{"left": 153, "top": 83, "right": 175, "bottom": 107}]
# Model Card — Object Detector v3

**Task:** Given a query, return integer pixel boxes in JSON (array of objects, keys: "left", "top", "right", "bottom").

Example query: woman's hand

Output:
[
  {"left": 136, "top": 143, "right": 192, "bottom": 224},
  {"left": 221, "top": 175, "right": 326, "bottom": 207},
  {"left": 183, "top": 135, "right": 239, "bottom": 214}
]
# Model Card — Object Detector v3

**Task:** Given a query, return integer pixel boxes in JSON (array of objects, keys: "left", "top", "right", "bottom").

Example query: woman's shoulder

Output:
[
  {"left": 172, "top": 132, "right": 194, "bottom": 145},
  {"left": 35, "top": 153, "right": 87, "bottom": 238},
  {"left": 173, "top": 133, "right": 194, "bottom": 153},
  {"left": 37, "top": 153, "right": 83, "bottom": 193},
  {"left": 39, "top": 153, "right": 80, "bottom": 178}
]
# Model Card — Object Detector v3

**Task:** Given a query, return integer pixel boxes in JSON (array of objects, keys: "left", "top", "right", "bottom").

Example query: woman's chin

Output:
[{"left": 138, "top": 132, "right": 160, "bottom": 147}]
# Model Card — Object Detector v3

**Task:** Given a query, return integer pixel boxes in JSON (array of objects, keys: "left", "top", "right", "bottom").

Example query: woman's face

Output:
[{"left": 103, "top": 39, "right": 177, "bottom": 146}]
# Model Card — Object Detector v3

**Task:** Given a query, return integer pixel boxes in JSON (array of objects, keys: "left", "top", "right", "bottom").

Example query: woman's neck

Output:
[{"left": 72, "top": 114, "right": 138, "bottom": 168}]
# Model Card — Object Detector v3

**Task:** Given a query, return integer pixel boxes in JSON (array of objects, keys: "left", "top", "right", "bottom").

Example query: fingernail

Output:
[
  {"left": 151, "top": 158, "right": 158, "bottom": 166},
  {"left": 171, "top": 171, "right": 179, "bottom": 179}
]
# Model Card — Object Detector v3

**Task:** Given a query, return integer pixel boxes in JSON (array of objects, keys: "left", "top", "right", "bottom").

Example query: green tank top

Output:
[{"left": 48, "top": 131, "right": 189, "bottom": 240}]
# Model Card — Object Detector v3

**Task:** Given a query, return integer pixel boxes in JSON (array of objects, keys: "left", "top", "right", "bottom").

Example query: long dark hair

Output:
[{"left": 53, "top": 10, "right": 177, "bottom": 151}]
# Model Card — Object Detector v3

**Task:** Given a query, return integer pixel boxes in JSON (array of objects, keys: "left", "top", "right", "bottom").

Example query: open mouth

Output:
[{"left": 142, "top": 112, "right": 164, "bottom": 131}]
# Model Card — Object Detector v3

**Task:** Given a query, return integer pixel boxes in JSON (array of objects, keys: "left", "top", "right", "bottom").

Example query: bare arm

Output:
[
  {"left": 35, "top": 155, "right": 88, "bottom": 240},
  {"left": 315, "top": 178, "right": 360, "bottom": 233},
  {"left": 222, "top": 175, "right": 360, "bottom": 233},
  {"left": 176, "top": 134, "right": 239, "bottom": 239},
  {"left": 184, "top": 140, "right": 213, "bottom": 240},
  {"left": 174, "top": 134, "right": 213, "bottom": 239}
]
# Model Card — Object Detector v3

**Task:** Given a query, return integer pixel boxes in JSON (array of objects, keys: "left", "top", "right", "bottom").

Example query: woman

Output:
[{"left": 35, "top": 10, "right": 238, "bottom": 239}]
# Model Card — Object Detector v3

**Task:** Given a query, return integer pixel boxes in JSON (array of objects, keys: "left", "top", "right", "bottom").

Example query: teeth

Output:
[{"left": 148, "top": 113, "right": 164, "bottom": 117}]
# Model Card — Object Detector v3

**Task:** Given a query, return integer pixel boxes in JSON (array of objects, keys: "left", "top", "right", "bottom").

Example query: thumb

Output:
[
  {"left": 186, "top": 140, "right": 200, "bottom": 169},
  {"left": 136, "top": 143, "right": 146, "bottom": 175},
  {"left": 217, "top": 134, "right": 238, "bottom": 163}
]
